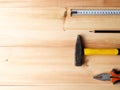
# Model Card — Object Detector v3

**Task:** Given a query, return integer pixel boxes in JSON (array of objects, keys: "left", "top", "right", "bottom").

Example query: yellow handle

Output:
[{"left": 84, "top": 48, "right": 119, "bottom": 55}]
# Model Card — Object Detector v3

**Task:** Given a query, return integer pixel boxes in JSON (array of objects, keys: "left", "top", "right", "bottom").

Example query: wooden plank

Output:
[
  {"left": 0, "top": 0, "right": 120, "bottom": 8},
  {"left": 1, "top": 5, "right": 120, "bottom": 31},
  {"left": 0, "top": 8, "right": 66, "bottom": 31},
  {"left": 60, "top": 0, "right": 120, "bottom": 7},
  {"left": 0, "top": 47, "right": 119, "bottom": 85},
  {"left": 65, "top": 7, "right": 120, "bottom": 30},
  {"left": 0, "top": 30, "right": 119, "bottom": 48},
  {"left": 0, "top": 85, "right": 119, "bottom": 90},
  {"left": 0, "top": 30, "right": 119, "bottom": 85}
]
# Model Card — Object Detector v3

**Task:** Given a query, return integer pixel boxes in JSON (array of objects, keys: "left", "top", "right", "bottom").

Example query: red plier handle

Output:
[{"left": 110, "top": 69, "right": 120, "bottom": 84}]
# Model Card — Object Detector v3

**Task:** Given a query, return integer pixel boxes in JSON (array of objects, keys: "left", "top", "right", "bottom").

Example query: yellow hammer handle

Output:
[{"left": 84, "top": 48, "right": 119, "bottom": 55}]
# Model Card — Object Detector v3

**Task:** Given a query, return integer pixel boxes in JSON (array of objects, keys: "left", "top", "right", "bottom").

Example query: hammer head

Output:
[{"left": 75, "top": 35, "right": 84, "bottom": 66}]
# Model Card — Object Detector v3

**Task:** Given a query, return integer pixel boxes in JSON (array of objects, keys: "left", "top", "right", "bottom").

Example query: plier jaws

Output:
[{"left": 94, "top": 73, "right": 111, "bottom": 81}]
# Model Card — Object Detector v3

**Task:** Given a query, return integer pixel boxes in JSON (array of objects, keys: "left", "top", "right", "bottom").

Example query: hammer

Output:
[{"left": 75, "top": 35, "right": 120, "bottom": 66}]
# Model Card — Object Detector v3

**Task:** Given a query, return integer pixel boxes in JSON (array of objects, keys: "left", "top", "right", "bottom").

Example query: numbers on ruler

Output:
[{"left": 71, "top": 9, "right": 120, "bottom": 15}]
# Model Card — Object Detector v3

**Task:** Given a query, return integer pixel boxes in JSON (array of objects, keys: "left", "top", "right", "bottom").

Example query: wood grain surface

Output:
[
  {"left": 0, "top": 7, "right": 66, "bottom": 31},
  {"left": 0, "top": 85, "right": 119, "bottom": 90},
  {"left": 65, "top": 7, "right": 120, "bottom": 30},
  {"left": 0, "top": 0, "right": 120, "bottom": 90},
  {"left": 1, "top": 7, "right": 120, "bottom": 31},
  {"left": 0, "top": 0, "right": 120, "bottom": 7},
  {"left": 0, "top": 30, "right": 119, "bottom": 85}
]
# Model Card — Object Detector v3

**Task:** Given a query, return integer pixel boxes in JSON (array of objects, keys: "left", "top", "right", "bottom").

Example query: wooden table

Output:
[{"left": 0, "top": 0, "right": 120, "bottom": 90}]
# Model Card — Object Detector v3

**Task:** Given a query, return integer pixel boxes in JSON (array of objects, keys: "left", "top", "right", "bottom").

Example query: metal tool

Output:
[
  {"left": 75, "top": 35, "right": 120, "bottom": 66},
  {"left": 94, "top": 69, "right": 120, "bottom": 84},
  {"left": 90, "top": 30, "right": 120, "bottom": 33},
  {"left": 71, "top": 9, "right": 120, "bottom": 16}
]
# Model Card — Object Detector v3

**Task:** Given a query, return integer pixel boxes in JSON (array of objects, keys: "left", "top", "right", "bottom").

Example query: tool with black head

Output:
[
  {"left": 75, "top": 35, "right": 120, "bottom": 66},
  {"left": 75, "top": 35, "right": 84, "bottom": 66}
]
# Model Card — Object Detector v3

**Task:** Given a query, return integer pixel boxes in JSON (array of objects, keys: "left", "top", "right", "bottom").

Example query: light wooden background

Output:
[{"left": 0, "top": 0, "right": 120, "bottom": 90}]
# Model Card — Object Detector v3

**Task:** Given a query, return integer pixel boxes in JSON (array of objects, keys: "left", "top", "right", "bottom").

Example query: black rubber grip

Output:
[
  {"left": 112, "top": 69, "right": 120, "bottom": 84},
  {"left": 94, "top": 30, "right": 120, "bottom": 33},
  {"left": 113, "top": 80, "right": 120, "bottom": 85},
  {"left": 112, "top": 69, "right": 120, "bottom": 74}
]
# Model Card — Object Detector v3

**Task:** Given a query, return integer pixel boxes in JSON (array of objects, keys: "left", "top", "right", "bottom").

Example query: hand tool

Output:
[
  {"left": 90, "top": 30, "right": 120, "bottom": 33},
  {"left": 71, "top": 9, "right": 120, "bottom": 16},
  {"left": 94, "top": 69, "right": 120, "bottom": 84},
  {"left": 75, "top": 35, "right": 120, "bottom": 66}
]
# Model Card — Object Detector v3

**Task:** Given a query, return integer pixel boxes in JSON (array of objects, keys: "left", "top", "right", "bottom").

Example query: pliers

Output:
[{"left": 94, "top": 69, "right": 120, "bottom": 84}]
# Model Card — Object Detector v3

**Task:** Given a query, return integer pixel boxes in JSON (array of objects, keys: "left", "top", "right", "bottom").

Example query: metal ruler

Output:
[{"left": 71, "top": 9, "right": 120, "bottom": 16}]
